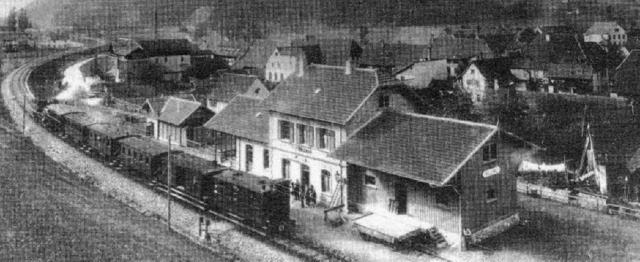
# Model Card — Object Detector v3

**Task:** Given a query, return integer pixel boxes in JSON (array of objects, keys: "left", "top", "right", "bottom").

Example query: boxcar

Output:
[
  {"left": 204, "top": 170, "right": 291, "bottom": 234},
  {"left": 160, "top": 153, "right": 223, "bottom": 200},
  {"left": 118, "top": 136, "right": 176, "bottom": 179}
]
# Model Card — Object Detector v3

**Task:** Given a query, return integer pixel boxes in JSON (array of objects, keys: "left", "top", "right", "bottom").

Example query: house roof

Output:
[
  {"left": 330, "top": 110, "right": 498, "bottom": 185},
  {"left": 125, "top": 39, "right": 195, "bottom": 59},
  {"left": 203, "top": 95, "right": 268, "bottom": 143},
  {"left": 109, "top": 38, "right": 142, "bottom": 57},
  {"left": 119, "top": 136, "right": 174, "bottom": 157},
  {"left": 465, "top": 58, "right": 515, "bottom": 82},
  {"left": 522, "top": 33, "right": 587, "bottom": 64},
  {"left": 158, "top": 97, "right": 203, "bottom": 125},
  {"left": 428, "top": 37, "right": 494, "bottom": 60},
  {"left": 291, "top": 38, "right": 363, "bottom": 66},
  {"left": 206, "top": 73, "right": 265, "bottom": 103},
  {"left": 613, "top": 50, "right": 640, "bottom": 96},
  {"left": 232, "top": 39, "right": 279, "bottom": 69},
  {"left": 264, "top": 64, "right": 384, "bottom": 124},
  {"left": 359, "top": 43, "right": 428, "bottom": 68},
  {"left": 142, "top": 94, "right": 197, "bottom": 118},
  {"left": 585, "top": 22, "right": 622, "bottom": 35},
  {"left": 276, "top": 45, "right": 324, "bottom": 64}
]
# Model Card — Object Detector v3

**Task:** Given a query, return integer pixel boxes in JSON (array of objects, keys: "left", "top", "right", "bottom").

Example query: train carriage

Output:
[
  {"left": 205, "top": 170, "right": 292, "bottom": 234},
  {"left": 61, "top": 112, "right": 94, "bottom": 146},
  {"left": 118, "top": 136, "right": 176, "bottom": 179},
  {"left": 161, "top": 153, "right": 224, "bottom": 200},
  {"left": 85, "top": 122, "right": 139, "bottom": 161},
  {"left": 43, "top": 103, "right": 84, "bottom": 134}
]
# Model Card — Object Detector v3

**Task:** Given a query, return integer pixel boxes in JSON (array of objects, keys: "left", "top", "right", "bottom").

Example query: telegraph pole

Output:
[
  {"left": 167, "top": 135, "right": 172, "bottom": 230},
  {"left": 22, "top": 93, "right": 26, "bottom": 135}
]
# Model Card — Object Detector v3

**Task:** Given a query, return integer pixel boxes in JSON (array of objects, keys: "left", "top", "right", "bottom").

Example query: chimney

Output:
[
  {"left": 345, "top": 60, "right": 352, "bottom": 75},
  {"left": 545, "top": 34, "right": 551, "bottom": 42},
  {"left": 296, "top": 55, "right": 305, "bottom": 77}
]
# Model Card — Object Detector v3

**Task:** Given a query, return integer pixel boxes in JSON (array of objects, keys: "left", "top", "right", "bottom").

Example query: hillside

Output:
[{"left": 24, "top": 0, "right": 552, "bottom": 33}]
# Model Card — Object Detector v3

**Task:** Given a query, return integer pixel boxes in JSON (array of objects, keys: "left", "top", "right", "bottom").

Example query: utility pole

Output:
[
  {"left": 22, "top": 93, "right": 26, "bottom": 135},
  {"left": 167, "top": 135, "right": 172, "bottom": 230}
]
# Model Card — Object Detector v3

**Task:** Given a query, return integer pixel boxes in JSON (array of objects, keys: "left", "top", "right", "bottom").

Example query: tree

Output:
[
  {"left": 6, "top": 7, "right": 17, "bottom": 31},
  {"left": 17, "top": 8, "right": 32, "bottom": 31},
  {"left": 184, "top": 57, "right": 229, "bottom": 80}
]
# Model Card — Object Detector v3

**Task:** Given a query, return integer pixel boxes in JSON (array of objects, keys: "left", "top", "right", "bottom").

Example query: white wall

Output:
[
  {"left": 265, "top": 50, "right": 299, "bottom": 82},
  {"left": 461, "top": 64, "right": 488, "bottom": 103},
  {"left": 236, "top": 138, "right": 272, "bottom": 178}
]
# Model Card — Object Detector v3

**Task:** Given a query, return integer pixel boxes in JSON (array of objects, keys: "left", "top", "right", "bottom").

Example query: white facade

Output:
[
  {"left": 461, "top": 64, "right": 496, "bottom": 104},
  {"left": 268, "top": 112, "right": 347, "bottom": 204},
  {"left": 265, "top": 49, "right": 303, "bottom": 82},
  {"left": 584, "top": 22, "right": 627, "bottom": 46},
  {"left": 236, "top": 138, "right": 273, "bottom": 179}
]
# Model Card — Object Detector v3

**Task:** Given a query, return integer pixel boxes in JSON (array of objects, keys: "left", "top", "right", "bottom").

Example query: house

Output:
[
  {"left": 460, "top": 58, "right": 516, "bottom": 104},
  {"left": 426, "top": 37, "right": 494, "bottom": 78},
  {"left": 203, "top": 73, "right": 269, "bottom": 113},
  {"left": 156, "top": 97, "right": 215, "bottom": 147},
  {"left": 263, "top": 62, "right": 426, "bottom": 206},
  {"left": 116, "top": 39, "right": 197, "bottom": 83},
  {"left": 203, "top": 95, "right": 271, "bottom": 177},
  {"left": 231, "top": 39, "right": 279, "bottom": 77},
  {"left": 512, "top": 33, "right": 608, "bottom": 94},
  {"left": 358, "top": 42, "right": 428, "bottom": 73},
  {"left": 264, "top": 45, "right": 323, "bottom": 83},
  {"left": 212, "top": 40, "right": 250, "bottom": 67},
  {"left": 613, "top": 50, "right": 640, "bottom": 98},
  {"left": 330, "top": 110, "right": 532, "bottom": 249},
  {"left": 584, "top": 22, "right": 627, "bottom": 46},
  {"left": 291, "top": 36, "right": 363, "bottom": 66},
  {"left": 392, "top": 59, "right": 448, "bottom": 88}
]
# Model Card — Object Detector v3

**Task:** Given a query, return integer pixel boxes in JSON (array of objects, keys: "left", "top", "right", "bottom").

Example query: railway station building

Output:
[{"left": 330, "top": 110, "right": 534, "bottom": 250}]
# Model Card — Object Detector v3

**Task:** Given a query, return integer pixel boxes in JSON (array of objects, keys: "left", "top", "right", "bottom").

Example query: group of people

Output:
[{"left": 291, "top": 180, "right": 316, "bottom": 208}]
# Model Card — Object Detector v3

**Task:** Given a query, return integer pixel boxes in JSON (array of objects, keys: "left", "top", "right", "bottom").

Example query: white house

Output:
[
  {"left": 584, "top": 22, "right": 627, "bottom": 46},
  {"left": 460, "top": 59, "right": 515, "bottom": 104},
  {"left": 264, "top": 46, "right": 322, "bottom": 83}
]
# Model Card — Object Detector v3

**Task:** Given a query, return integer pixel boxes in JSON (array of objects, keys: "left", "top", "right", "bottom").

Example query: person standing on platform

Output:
[
  {"left": 307, "top": 184, "right": 317, "bottom": 206},
  {"left": 300, "top": 184, "right": 307, "bottom": 208}
]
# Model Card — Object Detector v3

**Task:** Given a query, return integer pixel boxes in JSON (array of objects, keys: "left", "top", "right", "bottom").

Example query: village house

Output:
[
  {"left": 231, "top": 39, "right": 279, "bottom": 77},
  {"left": 358, "top": 42, "right": 428, "bottom": 74},
  {"left": 263, "top": 62, "right": 426, "bottom": 206},
  {"left": 330, "top": 110, "right": 533, "bottom": 250},
  {"left": 115, "top": 39, "right": 198, "bottom": 83},
  {"left": 427, "top": 37, "right": 495, "bottom": 78},
  {"left": 511, "top": 33, "right": 608, "bottom": 94},
  {"left": 291, "top": 36, "right": 363, "bottom": 67},
  {"left": 584, "top": 22, "right": 627, "bottom": 46},
  {"left": 393, "top": 59, "right": 449, "bottom": 88},
  {"left": 140, "top": 94, "right": 198, "bottom": 138},
  {"left": 460, "top": 58, "right": 516, "bottom": 104},
  {"left": 156, "top": 97, "right": 215, "bottom": 147},
  {"left": 203, "top": 73, "right": 270, "bottom": 113},
  {"left": 264, "top": 46, "right": 322, "bottom": 83},
  {"left": 203, "top": 95, "right": 271, "bottom": 177}
]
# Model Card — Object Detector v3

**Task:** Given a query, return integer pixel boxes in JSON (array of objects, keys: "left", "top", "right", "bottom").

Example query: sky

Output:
[{"left": 0, "top": 0, "right": 33, "bottom": 18}]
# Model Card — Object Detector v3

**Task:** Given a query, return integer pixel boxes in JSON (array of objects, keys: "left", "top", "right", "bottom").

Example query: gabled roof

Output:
[
  {"left": 264, "top": 64, "right": 381, "bottom": 125},
  {"left": 291, "top": 37, "right": 363, "bottom": 66},
  {"left": 330, "top": 110, "right": 498, "bottom": 185},
  {"left": 522, "top": 33, "right": 587, "bottom": 64},
  {"left": 125, "top": 39, "right": 195, "bottom": 59},
  {"left": 585, "top": 22, "right": 623, "bottom": 35},
  {"left": 207, "top": 73, "right": 267, "bottom": 103},
  {"left": 232, "top": 39, "right": 279, "bottom": 69},
  {"left": 203, "top": 95, "right": 269, "bottom": 143},
  {"left": 158, "top": 97, "right": 203, "bottom": 125},
  {"left": 428, "top": 37, "right": 494, "bottom": 60},
  {"left": 142, "top": 94, "right": 197, "bottom": 118},
  {"left": 613, "top": 50, "right": 640, "bottom": 96},
  {"left": 359, "top": 43, "right": 428, "bottom": 68},
  {"left": 464, "top": 58, "right": 516, "bottom": 82}
]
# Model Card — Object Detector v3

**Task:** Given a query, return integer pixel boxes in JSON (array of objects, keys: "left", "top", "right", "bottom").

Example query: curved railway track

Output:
[{"left": 3, "top": 47, "right": 455, "bottom": 262}]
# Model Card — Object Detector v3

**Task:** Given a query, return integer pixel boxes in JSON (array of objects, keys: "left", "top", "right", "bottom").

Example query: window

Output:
[
  {"left": 245, "top": 145, "right": 253, "bottom": 172},
  {"left": 365, "top": 173, "right": 376, "bottom": 187},
  {"left": 316, "top": 128, "right": 335, "bottom": 151},
  {"left": 378, "top": 93, "right": 390, "bottom": 108},
  {"left": 282, "top": 159, "right": 290, "bottom": 179},
  {"left": 278, "top": 120, "right": 293, "bottom": 141},
  {"left": 321, "top": 170, "right": 331, "bottom": 192},
  {"left": 296, "top": 124, "right": 314, "bottom": 146},
  {"left": 486, "top": 189, "right": 497, "bottom": 203},
  {"left": 470, "top": 69, "right": 475, "bottom": 74},
  {"left": 268, "top": 72, "right": 272, "bottom": 81},
  {"left": 164, "top": 57, "right": 168, "bottom": 63},
  {"left": 263, "top": 149, "right": 270, "bottom": 169},
  {"left": 280, "top": 73, "right": 284, "bottom": 81},
  {"left": 482, "top": 143, "right": 498, "bottom": 163},
  {"left": 181, "top": 56, "right": 184, "bottom": 62}
]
